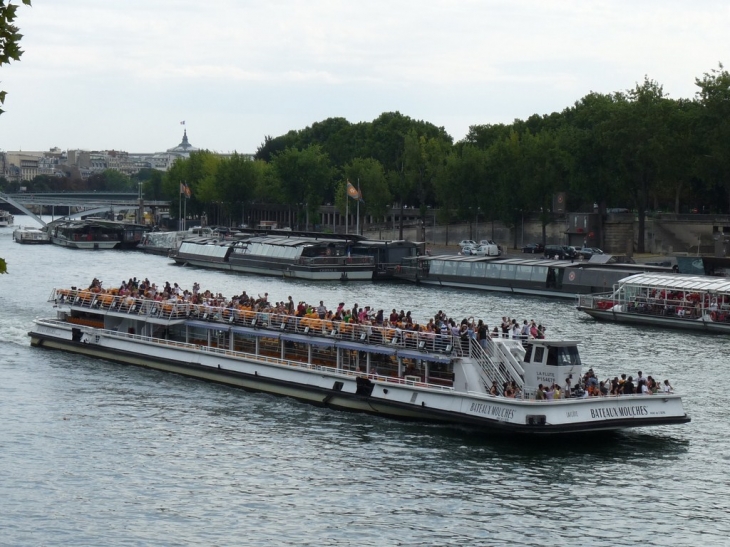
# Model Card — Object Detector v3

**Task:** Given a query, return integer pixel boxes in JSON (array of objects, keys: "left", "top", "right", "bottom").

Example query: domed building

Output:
[{"left": 166, "top": 129, "right": 199, "bottom": 158}]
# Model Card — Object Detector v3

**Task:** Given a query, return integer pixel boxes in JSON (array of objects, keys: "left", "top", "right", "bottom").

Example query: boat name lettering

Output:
[
  {"left": 566, "top": 410, "right": 579, "bottom": 418},
  {"left": 590, "top": 405, "right": 648, "bottom": 419},
  {"left": 536, "top": 371, "right": 556, "bottom": 384},
  {"left": 469, "top": 402, "right": 515, "bottom": 421}
]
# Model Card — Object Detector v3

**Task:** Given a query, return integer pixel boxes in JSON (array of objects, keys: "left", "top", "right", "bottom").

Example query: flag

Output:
[
  {"left": 180, "top": 120, "right": 185, "bottom": 125},
  {"left": 346, "top": 180, "right": 361, "bottom": 200},
  {"left": 180, "top": 182, "right": 192, "bottom": 198}
]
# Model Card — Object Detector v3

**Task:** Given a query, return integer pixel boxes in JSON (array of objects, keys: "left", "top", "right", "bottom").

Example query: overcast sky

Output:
[{"left": 0, "top": 0, "right": 726, "bottom": 155}]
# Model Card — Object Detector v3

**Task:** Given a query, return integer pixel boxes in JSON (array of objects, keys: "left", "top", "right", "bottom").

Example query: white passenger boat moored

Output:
[
  {"left": 29, "top": 284, "right": 690, "bottom": 435},
  {"left": 13, "top": 226, "right": 51, "bottom": 244},
  {"left": 0, "top": 209, "right": 14, "bottom": 227},
  {"left": 577, "top": 272, "right": 730, "bottom": 333}
]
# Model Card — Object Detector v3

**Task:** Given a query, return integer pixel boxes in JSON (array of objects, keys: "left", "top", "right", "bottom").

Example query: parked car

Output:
[
  {"left": 578, "top": 247, "right": 604, "bottom": 259},
  {"left": 459, "top": 239, "right": 477, "bottom": 248},
  {"left": 544, "top": 245, "right": 569, "bottom": 259},
  {"left": 472, "top": 243, "right": 500, "bottom": 256},
  {"left": 479, "top": 239, "right": 503, "bottom": 255},
  {"left": 521, "top": 243, "right": 545, "bottom": 254}
]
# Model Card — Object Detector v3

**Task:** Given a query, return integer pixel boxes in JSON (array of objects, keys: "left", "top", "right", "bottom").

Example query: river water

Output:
[{"left": 1, "top": 218, "right": 728, "bottom": 546}]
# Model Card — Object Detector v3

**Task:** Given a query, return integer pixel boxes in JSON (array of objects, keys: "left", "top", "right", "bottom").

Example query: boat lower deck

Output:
[{"left": 29, "top": 317, "right": 691, "bottom": 435}]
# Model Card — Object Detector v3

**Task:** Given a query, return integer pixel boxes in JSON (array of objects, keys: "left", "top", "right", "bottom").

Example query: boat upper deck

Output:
[
  {"left": 612, "top": 272, "right": 730, "bottom": 293},
  {"left": 51, "top": 288, "right": 460, "bottom": 363}
]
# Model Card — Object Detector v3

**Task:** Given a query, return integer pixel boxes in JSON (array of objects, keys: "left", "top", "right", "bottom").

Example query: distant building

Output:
[
  {"left": 1, "top": 151, "right": 42, "bottom": 181},
  {"left": 167, "top": 129, "right": 199, "bottom": 157},
  {"left": 3, "top": 130, "right": 253, "bottom": 180}
]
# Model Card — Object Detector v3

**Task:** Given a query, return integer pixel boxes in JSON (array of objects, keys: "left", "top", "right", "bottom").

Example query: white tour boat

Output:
[
  {"left": 29, "top": 286, "right": 690, "bottom": 434},
  {"left": 13, "top": 226, "right": 51, "bottom": 244},
  {"left": 0, "top": 209, "right": 14, "bottom": 227},
  {"left": 577, "top": 272, "right": 730, "bottom": 334}
]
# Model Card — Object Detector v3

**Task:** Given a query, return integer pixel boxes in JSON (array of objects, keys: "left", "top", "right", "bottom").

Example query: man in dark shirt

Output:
[{"left": 623, "top": 376, "right": 635, "bottom": 395}]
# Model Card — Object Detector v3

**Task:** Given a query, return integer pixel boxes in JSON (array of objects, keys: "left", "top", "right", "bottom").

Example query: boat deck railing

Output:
[
  {"left": 37, "top": 317, "right": 462, "bottom": 393},
  {"left": 577, "top": 293, "right": 614, "bottom": 310},
  {"left": 50, "top": 288, "right": 469, "bottom": 358},
  {"left": 578, "top": 292, "right": 730, "bottom": 322},
  {"left": 298, "top": 255, "right": 374, "bottom": 267}
]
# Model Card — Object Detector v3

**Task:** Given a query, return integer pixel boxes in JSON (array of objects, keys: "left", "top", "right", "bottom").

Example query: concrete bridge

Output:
[{"left": 0, "top": 192, "right": 170, "bottom": 227}]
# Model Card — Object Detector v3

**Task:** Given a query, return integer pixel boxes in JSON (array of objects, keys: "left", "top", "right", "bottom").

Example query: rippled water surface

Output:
[{"left": 1, "top": 219, "right": 729, "bottom": 546}]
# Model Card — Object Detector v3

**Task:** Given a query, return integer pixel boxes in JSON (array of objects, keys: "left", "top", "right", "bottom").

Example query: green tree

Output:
[
  {"left": 1, "top": 0, "right": 31, "bottom": 273},
  {"left": 335, "top": 158, "right": 390, "bottom": 230},
  {"left": 134, "top": 168, "right": 165, "bottom": 200},
  {"left": 0, "top": 0, "right": 31, "bottom": 116},
  {"left": 215, "top": 153, "right": 262, "bottom": 225},
  {"left": 521, "top": 129, "right": 570, "bottom": 245},
  {"left": 270, "top": 145, "right": 334, "bottom": 229},
  {"left": 436, "top": 144, "right": 497, "bottom": 240},
  {"left": 695, "top": 63, "right": 730, "bottom": 212},
  {"left": 162, "top": 151, "right": 221, "bottom": 222},
  {"left": 603, "top": 79, "right": 670, "bottom": 252}
]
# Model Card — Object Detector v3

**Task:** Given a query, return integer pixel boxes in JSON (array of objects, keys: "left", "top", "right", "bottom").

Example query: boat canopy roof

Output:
[
  {"left": 618, "top": 273, "right": 730, "bottom": 293},
  {"left": 421, "top": 255, "right": 573, "bottom": 268},
  {"left": 244, "top": 235, "right": 348, "bottom": 247},
  {"left": 179, "top": 241, "right": 229, "bottom": 259}
]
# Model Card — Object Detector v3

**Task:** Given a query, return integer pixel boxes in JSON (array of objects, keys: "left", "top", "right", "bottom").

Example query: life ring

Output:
[{"left": 710, "top": 311, "right": 718, "bottom": 322}]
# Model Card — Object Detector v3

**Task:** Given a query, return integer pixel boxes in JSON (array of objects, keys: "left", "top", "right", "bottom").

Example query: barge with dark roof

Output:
[{"left": 398, "top": 254, "right": 672, "bottom": 299}]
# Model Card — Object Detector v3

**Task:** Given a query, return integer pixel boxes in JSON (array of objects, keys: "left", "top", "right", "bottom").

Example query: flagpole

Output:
[
  {"left": 356, "top": 178, "right": 360, "bottom": 235},
  {"left": 345, "top": 186, "right": 349, "bottom": 235},
  {"left": 179, "top": 190, "right": 182, "bottom": 231}
]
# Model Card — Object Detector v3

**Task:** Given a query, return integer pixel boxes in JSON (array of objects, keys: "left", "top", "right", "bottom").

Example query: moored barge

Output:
[
  {"left": 171, "top": 235, "right": 375, "bottom": 281},
  {"left": 398, "top": 254, "right": 672, "bottom": 298}
]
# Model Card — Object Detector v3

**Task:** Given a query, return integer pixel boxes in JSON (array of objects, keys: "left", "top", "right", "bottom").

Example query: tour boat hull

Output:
[
  {"left": 30, "top": 319, "right": 690, "bottom": 435},
  {"left": 578, "top": 307, "right": 730, "bottom": 334},
  {"left": 577, "top": 273, "right": 730, "bottom": 334},
  {"left": 174, "top": 255, "right": 373, "bottom": 280}
]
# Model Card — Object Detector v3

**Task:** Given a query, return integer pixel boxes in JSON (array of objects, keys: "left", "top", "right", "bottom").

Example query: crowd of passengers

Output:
[
  {"left": 81, "top": 278, "right": 551, "bottom": 346},
  {"left": 527, "top": 369, "right": 674, "bottom": 400},
  {"left": 627, "top": 289, "right": 729, "bottom": 320},
  {"left": 487, "top": 369, "right": 674, "bottom": 399},
  {"left": 81, "top": 278, "right": 675, "bottom": 398}
]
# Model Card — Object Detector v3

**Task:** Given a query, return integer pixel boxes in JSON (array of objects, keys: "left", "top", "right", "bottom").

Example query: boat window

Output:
[
  {"left": 546, "top": 345, "right": 582, "bottom": 367},
  {"left": 485, "top": 263, "right": 501, "bottom": 279},
  {"left": 515, "top": 265, "right": 533, "bottom": 281},
  {"left": 499, "top": 264, "right": 516, "bottom": 280},
  {"left": 442, "top": 261, "right": 457, "bottom": 276},
  {"left": 472, "top": 261, "right": 486, "bottom": 278},
  {"left": 430, "top": 260, "right": 444, "bottom": 275},
  {"left": 457, "top": 262, "right": 473, "bottom": 277},
  {"left": 533, "top": 346, "right": 545, "bottom": 364},
  {"left": 530, "top": 266, "right": 548, "bottom": 282},
  {"left": 524, "top": 344, "right": 533, "bottom": 362}
]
